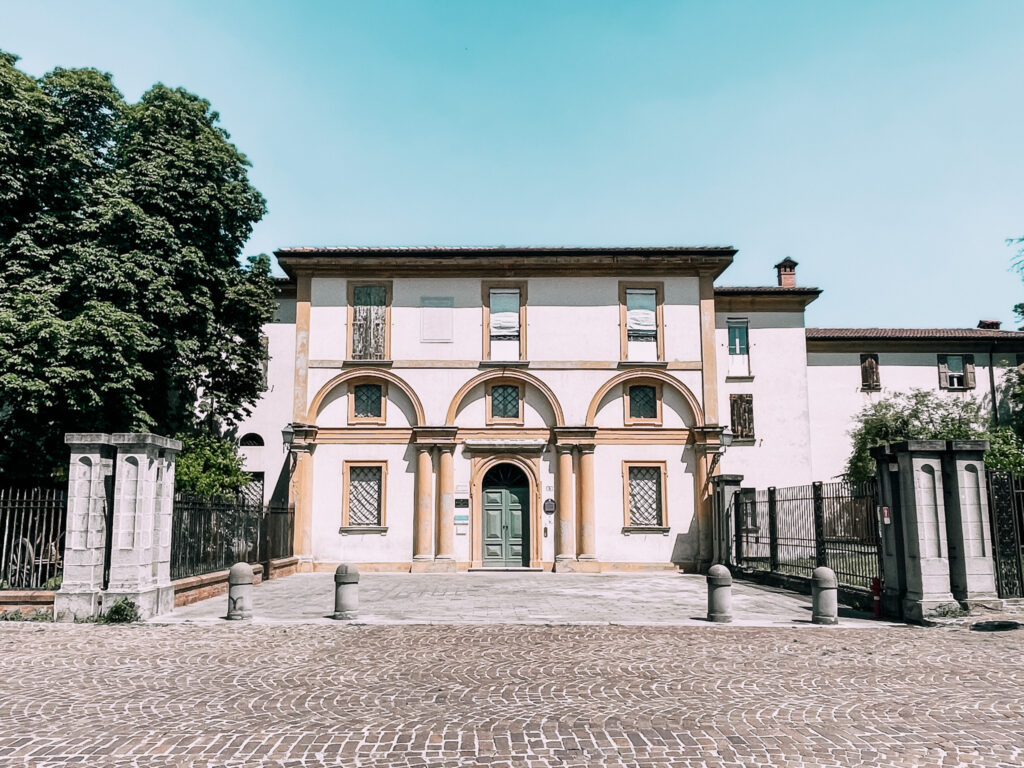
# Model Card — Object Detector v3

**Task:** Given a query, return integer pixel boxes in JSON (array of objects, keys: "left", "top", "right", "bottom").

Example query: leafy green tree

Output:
[
  {"left": 174, "top": 432, "right": 251, "bottom": 497},
  {"left": 0, "top": 51, "right": 273, "bottom": 484}
]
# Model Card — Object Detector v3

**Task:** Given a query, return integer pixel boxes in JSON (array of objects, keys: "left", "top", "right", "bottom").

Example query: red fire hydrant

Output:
[{"left": 871, "top": 577, "right": 882, "bottom": 619}]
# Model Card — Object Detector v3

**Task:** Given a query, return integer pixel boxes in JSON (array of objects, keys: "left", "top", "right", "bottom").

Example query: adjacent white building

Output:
[{"left": 234, "top": 246, "right": 1024, "bottom": 573}]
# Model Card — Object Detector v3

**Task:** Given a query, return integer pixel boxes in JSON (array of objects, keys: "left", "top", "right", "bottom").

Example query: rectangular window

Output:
[
  {"left": 620, "top": 283, "right": 664, "bottom": 362},
  {"left": 860, "top": 353, "right": 880, "bottom": 390},
  {"left": 352, "top": 383, "right": 383, "bottom": 419},
  {"left": 483, "top": 283, "right": 526, "bottom": 361},
  {"left": 420, "top": 297, "right": 454, "bottom": 343},
  {"left": 727, "top": 319, "right": 748, "bottom": 355},
  {"left": 938, "top": 354, "right": 976, "bottom": 390},
  {"left": 489, "top": 383, "right": 521, "bottom": 421},
  {"left": 625, "top": 464, "right": 665, "bottom": 528},
  {"left": 349, "top": 283, "right": 390, "bottom": 360},
  {"left": 628, "top": 384, "right": 658, "bottom": 420},
  {"left": 344, "top": 462, "right": 386, "bottom": 528},
  {"left": 730, "top": 393, "right": 755, "bottom": 440},
  {"left": 726, "top": 318, "right": 750, "bottom": 377}
]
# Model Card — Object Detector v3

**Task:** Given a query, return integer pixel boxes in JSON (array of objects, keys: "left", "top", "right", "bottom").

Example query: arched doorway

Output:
[{"left": 481, "top": 463, "right": 530, "bottom": 567}]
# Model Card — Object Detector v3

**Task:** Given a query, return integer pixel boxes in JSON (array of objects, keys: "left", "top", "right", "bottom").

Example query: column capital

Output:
[
  {"left": 553, "top": 426, "right": 597, "bottom": 447},
  {"left": 555, "top": 444, "right": 575, "bottom": 455},
  {"left": 576, "top": 443, "right": 596, "bottom": 454},
  {"left": 412, "top": 426, "right": 459, "bottom": 445}
]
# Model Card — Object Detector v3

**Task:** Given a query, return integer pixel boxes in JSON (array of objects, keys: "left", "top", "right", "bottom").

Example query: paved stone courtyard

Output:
[
  {"left": 158, "top": 572, "right": 887, "bottom": 626},
  {"left": 2, "top": 619, "right": 1023, "bottom": 767}
]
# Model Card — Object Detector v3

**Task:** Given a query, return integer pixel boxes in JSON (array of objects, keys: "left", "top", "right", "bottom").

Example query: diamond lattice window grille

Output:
[
  {"left": 628, "top": 466, "right": 663, "bottom": 527},
  {"left": 348, "top": 466, "right": 382, "bottom": 526},
  {"left": 629, "top": 385, "right": 657, "bottom": 420},
  {"left": 491, "top": 384, "right": 520, "bottom": 420},
  {"left": 353, "top": 384, "right": 383, "bottom": 418}
]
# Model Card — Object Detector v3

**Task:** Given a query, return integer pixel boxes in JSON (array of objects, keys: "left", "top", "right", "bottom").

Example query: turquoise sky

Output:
[{"left": 4, "top": 1, "right": 1024, "bottom": 328}]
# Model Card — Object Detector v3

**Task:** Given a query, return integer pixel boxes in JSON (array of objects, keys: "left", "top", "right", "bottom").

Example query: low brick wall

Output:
[
  {"left": 733, "top": 568, "right": 874, "bottom": 612},
  {"left": 172, "top": 557, "right": 300, "bottom": 607},
  {"left": 0, "top": 590, "right": 56, "bottom": 617}
]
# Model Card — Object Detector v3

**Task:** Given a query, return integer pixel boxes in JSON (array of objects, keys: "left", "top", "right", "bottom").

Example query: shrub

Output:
[
  {"left": 175, "top": 431, "right": 251, "bottom": 497},
  {"left": 100, "top": 598, "right": 141, "bottom": 624}
]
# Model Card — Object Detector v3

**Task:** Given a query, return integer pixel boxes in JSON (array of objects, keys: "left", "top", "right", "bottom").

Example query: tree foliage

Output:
[
  {"left": 0, "top": 52, "right": 274, "bottom": 483},
  {"left": 845, "top": 389, "right": 1024, "bottom": 482},
  {"left": 174, "top": 432, "right": 252, "bottom": 497}
]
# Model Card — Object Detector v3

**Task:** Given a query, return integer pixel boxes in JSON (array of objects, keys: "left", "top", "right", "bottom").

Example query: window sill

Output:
[
  {"left": 624, "top": 420, "right": 663, "bottom": 428},
  {"left": 939, "top": 386, "right": 974, "bottom": 392},
  {"left": 339, "top": 526, "right": 388, "bottom": 535},
  {"left": 618, "top": 360, "right": 668, "bottom": 368},
  {"left": 731, "top": 438, "right": 756, "bottom": 446},
  {"left": 344, "top": 360, "right": 393, "bottom": 368},
  {"left": 725, "top": 375, "right": 754, "bottom": 382},
  {"left": 621, "top": 526, "right": 670, "bottom": 535},
  {"left": 480, "top": 360, "right": 529, "bottom": 368},
  {"left": 860, "top": 386, "right": 881, "bottom": 393}
]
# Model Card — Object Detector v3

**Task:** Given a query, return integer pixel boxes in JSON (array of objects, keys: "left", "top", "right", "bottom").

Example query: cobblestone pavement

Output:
[
  {"left": 159, "top": 572, "right": 890, "bottom": 627},
  {"left": 2, "top": 622, "right": 1023, "bottom": 767}
]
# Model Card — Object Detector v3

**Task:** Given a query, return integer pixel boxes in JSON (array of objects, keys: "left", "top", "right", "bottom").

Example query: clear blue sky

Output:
[{"left": 5, "top": 1, "right": 1024, "bottom": 328}]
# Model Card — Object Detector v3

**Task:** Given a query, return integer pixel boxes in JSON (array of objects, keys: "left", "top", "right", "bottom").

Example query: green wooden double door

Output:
[{"left": 482, "top": 484, "right": 529, "bottom": 567}]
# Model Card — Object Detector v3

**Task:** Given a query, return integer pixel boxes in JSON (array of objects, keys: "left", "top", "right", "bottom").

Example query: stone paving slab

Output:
[
  {"left": 1, "top": 622, "right": 1023, "bottom": 767},
  {"left": 156, "top": 572, "right": 894, "bottom": 627}
]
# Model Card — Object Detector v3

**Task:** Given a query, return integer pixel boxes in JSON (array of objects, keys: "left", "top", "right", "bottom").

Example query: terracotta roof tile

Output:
[{"left": 807, "top": 328, "right": 1024, "bottom": 341}]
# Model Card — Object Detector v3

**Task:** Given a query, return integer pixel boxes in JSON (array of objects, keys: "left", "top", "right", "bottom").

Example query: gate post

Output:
[
  {"left": 941, "top": 440, "right": 999, "bottom": 608},
  {"left": 104, "top": 433, "right": 181, "bottom": 619},
  {"left": 889, "top": 440, "right": 960, "bottom": 622},
  {"left": 767, "top": 487, "right": 779, "bottom": 572},
  {"left": 54, "top": 434, "right": 115, "bottom": 622}
]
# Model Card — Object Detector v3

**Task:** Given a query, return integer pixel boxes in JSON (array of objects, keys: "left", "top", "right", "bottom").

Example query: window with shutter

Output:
[
  {"left": 351, "top": 284, "right": 388, "bottom": 360},
  {"left": 730, "top": 394, "right": 755, "bottom": 440},
  {"left": 963, "top": 354, "right": 976, "bottom": 389},
  {"left": 942, "top": 354, "right": 967, "bottom": 389},
  {"left": 620, "top": 283, "right": 663, "bottom": 362},
  {"left": 860, "top": 353, "right": 880, "bottom": 390},
  {"left": 483, "top": 283, "right": 526, "bottom": 361},
  {"left": 727, "top": 320, "right": 749, "bottom": 355},
  {"left": 489, "top": 289, "right": 520, "bottom": 340}
]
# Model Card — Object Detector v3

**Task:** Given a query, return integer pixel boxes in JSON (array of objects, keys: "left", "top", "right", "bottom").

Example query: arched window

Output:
[{"left": 239, "top": 433, "right": 264, "bottom": 447}]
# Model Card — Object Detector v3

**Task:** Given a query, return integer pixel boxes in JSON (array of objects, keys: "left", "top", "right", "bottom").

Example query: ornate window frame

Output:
[
  {"left": 621, "top": 460, "right": 669, "bottom": 532},
  {"left": 481, "top": 281, "right": 528, "bottom": 361},
  {"left": 348, "top": 378, "right": 388, "bottom": 425},
  {"left": 485, "top": 380, "right": 524, "bottom": 426},
  {"left": 341, "top": 460, "right": 388, "bottom": 532},
  {"left": 618, "top": 281, "right": 665, "bottom": 362},
  {"left": 346, "top": 280, "right": 393, "bottom": 362},
  {"left": 622, "top": 380, "right": 663, "bottom": 426}
]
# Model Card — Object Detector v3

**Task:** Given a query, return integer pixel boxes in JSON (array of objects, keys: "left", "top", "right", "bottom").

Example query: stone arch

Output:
[
  {"left": 585, "top": 369, "right": 704, "bottom": 427},
  {"left": 470, "top": 453, "right": 543, "bottom": 567},
  {"left": 306, "top": 368, "right": 426, "bottom": 426},
  {"left": 445, "top": 369, "right": 565, "bottom": 427}
]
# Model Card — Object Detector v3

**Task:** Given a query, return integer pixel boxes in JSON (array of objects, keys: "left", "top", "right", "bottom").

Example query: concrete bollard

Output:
[
  {"left": 706, "top": 564, "right": 733, "bottom": 623},
  {"left": 333, "top": 563, "right": 360, "bottom": 620},
  {"left": 812, "top": 566, "right": 839, "bottom": 625},
  {"left": 226, "top": 562, "right": 254, "bottom": 620}
]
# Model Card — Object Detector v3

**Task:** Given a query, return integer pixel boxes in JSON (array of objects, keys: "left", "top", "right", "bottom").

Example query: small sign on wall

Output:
[{"left": 455, "top": 498, "right": 469, "bottom": 508}]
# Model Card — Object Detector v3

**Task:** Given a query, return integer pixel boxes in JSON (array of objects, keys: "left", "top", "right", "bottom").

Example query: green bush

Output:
[
  {"left": 100, "top": 598, "right": 141, "bottom": 624},
  {"left": 175, "top": 431, "right": 251, "bottom": 497},
  {"left": 985, "top": 426, "right": 1024, "bottom": 474}
]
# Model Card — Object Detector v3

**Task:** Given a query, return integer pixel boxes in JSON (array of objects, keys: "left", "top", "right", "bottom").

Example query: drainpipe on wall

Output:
[{"left": 989, "top": 343, "right": 998, "bottom": 426}]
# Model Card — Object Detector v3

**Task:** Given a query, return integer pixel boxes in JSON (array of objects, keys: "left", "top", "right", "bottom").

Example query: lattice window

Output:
[
  {"left": 353, "top": 384, "right": 383, "bottom": 419},
  {"left": 491, "top": 384, "right": 520, "bottom": 420},
  {"left": 629, "top": 385, "right": 657, "bottom": 420},
  {"left": 628, "top": 466, "right": 663, "bottom": 527},
  {"left": 352, "top": 285, "right": 387, "bottom": 360},
  {"left": 347, "top": 466, "right": 382, "bottom": 526}
]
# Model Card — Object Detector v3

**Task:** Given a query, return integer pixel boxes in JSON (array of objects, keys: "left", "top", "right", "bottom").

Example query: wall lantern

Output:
[{"left": 281, "top": 423, "right": 295, "bottom": 451}]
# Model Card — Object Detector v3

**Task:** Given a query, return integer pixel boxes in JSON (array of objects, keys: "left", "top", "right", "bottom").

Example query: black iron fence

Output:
[
  {"left": 986, "top": 469, "right": 1024, "bottom": 599},
  {"left": 170, "top": 493, "right": 294, "bottom": 581},
  {"left": 735, "top": 480, "right": 880, "bottom": 590},
  {"left": 0, "top": 488, "right": 67, "bottom": 590}
]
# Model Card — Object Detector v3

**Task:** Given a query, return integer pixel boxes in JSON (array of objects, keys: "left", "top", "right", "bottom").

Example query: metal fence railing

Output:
[
  {"left": 170, "top": 493, "right": 294, "bottom": 581},
  {"left": 1, "top": 488, "right": 67, "bottom": 590},
  {"left": 735, "top": 480, "right": 880, "bottom": 590}
]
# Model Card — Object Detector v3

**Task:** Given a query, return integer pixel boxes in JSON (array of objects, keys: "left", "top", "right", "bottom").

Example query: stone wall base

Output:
[{"left": 903, "top": 597, "right": 962, "bottom": 623}]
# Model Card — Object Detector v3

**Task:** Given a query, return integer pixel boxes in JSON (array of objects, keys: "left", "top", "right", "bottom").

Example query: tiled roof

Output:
[
  {"left": 807, "top": 328, "right": 1024, "bottom": 341},
  {"left": 275, "top": 245, "right": 736, "bottom": 256},
  {"left": 715, "top": 286, "right": 822, "bottom": 295}
]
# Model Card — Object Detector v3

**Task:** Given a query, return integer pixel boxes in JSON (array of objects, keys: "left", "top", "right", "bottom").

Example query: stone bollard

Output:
[
  {"left": 706, "top": 564, "right": 733, "bottom": 623},
  {"left": 226, "top": 562, "right": 254, "bottom": 620},
  {"left": 812, "top": 566, "right": 838, "bottom": 625},
  {"left": 333, "top": 563, "right": 360, "bottom": 620}
]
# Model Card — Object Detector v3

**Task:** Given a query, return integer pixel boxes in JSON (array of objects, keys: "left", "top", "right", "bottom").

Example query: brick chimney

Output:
[
  {"left": 774, "top": 257, "right": 798, "bottom": 288},
  {"left": 977, "top": 319, "right": 1001, "bottom": 330}
]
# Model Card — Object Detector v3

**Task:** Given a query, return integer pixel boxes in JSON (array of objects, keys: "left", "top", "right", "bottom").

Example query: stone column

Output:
[
  {"left": 942, "top": 440, "right": 999, "bottom": 607},
  {"left": 290, "top": 448, "right": 314, "bottom": 565},
  {"left": 892, "top": 440, "right": 960, "bottom": 622},
  {"left": 54, "top": 434, "right": 115, "bottom": 622},
  {"left": 104, "top": 433, "right": 182, "bottom": 619},
  {"left": 434, "top": 444, "right": 457, "bottom": 571},
  {"left": 576, "top": 444, "right": 599, "bottom": 570},
  {"left": 694, "top": 446, "right": 712, "bottom": 571},
  {"left": 412, "top": 445, "right": 434, "bottom": 564},
  {"left": 554, "top": 446, "right": 576, "bottom": 568}
]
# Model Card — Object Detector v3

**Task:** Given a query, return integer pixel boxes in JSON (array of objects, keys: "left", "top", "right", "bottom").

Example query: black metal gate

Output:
[{"left": 986, "top": 469, "right": 1024, "bottom": 599}]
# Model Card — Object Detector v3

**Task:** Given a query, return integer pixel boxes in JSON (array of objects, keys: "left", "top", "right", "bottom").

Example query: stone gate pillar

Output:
[
  {"left": 103, "top": 433, "right": 182, "bottom": 619},
  {"left": 54, "top": 434, "right": 115, "bottom": 622},
  {"left": 889, "top": 440, "right": 960, "bottom": 622},
  {"left": 941, "top": 440, "right": 999, "bottom": 608}
]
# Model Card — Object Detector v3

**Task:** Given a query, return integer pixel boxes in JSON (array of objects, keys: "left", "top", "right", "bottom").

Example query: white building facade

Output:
[{"left": 235, "top": 247, "right": 1024, "bottom": 573}]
